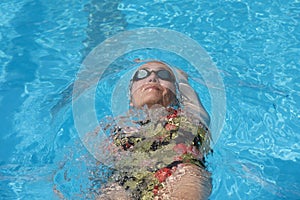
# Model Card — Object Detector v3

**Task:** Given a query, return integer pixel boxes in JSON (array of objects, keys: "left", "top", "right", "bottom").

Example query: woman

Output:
[{"left": 98, "top": 60, "right": 212, "bottom": 200}]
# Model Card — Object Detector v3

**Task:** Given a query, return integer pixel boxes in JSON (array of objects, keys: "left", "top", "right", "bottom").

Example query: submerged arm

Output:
[{"left": 175, "top": 69, "right": 210, "bottom": 127}]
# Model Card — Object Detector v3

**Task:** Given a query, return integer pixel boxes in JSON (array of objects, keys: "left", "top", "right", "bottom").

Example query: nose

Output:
[{"left": 147, "top": 71, "right": 159, "bottom": 82}]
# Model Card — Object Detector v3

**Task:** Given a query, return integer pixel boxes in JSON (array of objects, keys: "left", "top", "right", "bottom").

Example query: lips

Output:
[{"left": 142, "top": 84, "right": 162, "bottom": 92}]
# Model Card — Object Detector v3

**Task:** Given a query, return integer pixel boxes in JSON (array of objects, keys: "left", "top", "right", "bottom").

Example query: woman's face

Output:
[{"left": 130, "top": 61, "right": 176, "bottom": 108}]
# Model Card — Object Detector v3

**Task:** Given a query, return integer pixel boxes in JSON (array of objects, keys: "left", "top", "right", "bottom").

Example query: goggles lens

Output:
[{"left": 133, "top": 69, "right": 174, "bottom": 82}]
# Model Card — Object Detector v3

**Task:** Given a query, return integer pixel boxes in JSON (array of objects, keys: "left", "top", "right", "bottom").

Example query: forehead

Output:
[{"left": 138, "top": 61, "right": 173, "bottom": 72}]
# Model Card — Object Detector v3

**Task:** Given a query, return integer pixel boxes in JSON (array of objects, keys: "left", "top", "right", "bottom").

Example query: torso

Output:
[{"left": 107, "top": 107, "right": 211, "bottom": 199}]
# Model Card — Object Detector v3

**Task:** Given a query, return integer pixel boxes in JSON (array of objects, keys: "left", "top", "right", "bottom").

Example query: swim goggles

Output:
[{"left": 132, "top": 69, "right": 175, "bottom": 82}]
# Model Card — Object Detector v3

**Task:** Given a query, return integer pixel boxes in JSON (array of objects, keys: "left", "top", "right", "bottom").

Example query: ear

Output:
[{"left": 174, "top": 68, "right": 188, "bottom": 83}]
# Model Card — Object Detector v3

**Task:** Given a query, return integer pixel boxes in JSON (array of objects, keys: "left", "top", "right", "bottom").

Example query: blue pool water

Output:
[{"left": 1, "top": 0, "right": 300, "bottom": 199}]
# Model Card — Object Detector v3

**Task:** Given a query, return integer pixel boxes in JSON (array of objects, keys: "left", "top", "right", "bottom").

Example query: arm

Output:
[
  {"left": 157, "top": 164, "right": 212, "bottom": 200},
  {"left": 97, "top": 183, "right": 131, "bottom": 200},
  {"left": 171, "top": 70, "right": 212, "bottom": 199},
  {"left": 175, "top": 69, "right": 210, "bottom": 127}
]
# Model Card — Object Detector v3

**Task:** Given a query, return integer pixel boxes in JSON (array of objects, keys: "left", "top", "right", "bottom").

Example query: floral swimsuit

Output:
[{"left": 110, "top": 108, "right": 211, "bottom": 199}]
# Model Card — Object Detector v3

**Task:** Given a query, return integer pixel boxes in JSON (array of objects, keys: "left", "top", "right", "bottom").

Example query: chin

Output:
[
  {"left": 133, "top": 92, "right": 171, "bottom": 108},
  {"left": 135, "top": 99, "right": 161, "bottom": 109}
]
